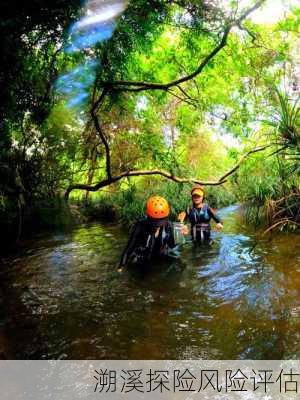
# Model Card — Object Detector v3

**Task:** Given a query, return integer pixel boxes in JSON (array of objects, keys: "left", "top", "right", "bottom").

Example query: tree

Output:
[
  {"left": 0, "top": 0, "right": 82, "bottom": 243},
  {"left": 64, "top": 0, "right": 267, "bottom": 199}
]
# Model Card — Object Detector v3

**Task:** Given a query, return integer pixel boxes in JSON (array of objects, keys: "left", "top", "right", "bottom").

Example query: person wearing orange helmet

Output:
[
  {"left": 118, "top": 196, "right": 177, "bottom": 271},
  {"left": 178, "top": 184, "right": 223, "bottom": 243}
]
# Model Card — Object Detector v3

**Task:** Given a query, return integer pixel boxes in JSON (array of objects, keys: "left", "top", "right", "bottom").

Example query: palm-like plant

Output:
[
  {"left": 268, "top": 88, "right": 300, "bottom": 153},
  {"left": 261, "top": 88, "right": 300, "bottom": 233}
]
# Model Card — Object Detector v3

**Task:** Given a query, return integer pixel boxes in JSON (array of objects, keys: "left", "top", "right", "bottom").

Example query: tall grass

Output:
[{"left": 79, "top": 178, "right": 236, "bottom": 226}]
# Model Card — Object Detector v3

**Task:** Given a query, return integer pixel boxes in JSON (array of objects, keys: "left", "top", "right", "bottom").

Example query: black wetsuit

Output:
[
  {"left": 120, "top": 217, "right": 176, "bottom": 268},
  {"left": 186, "top": 203, "right": 221, "bottom": 243}
]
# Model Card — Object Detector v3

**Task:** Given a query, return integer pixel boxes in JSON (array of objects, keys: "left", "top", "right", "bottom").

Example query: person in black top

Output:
[
  {"left": 118, "top": 196, "right": 176, "bottom": 271},
  {"left": 178, "top": 185, "right": 223, "bottom": 243}
]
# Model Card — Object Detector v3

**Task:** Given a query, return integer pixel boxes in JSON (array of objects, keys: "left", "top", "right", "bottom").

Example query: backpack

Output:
[{"left": 128, "top": 220, "right": 169, "bottom": 265}]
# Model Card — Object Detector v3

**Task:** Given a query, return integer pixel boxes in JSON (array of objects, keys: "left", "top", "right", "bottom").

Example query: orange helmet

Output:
[{"left": 146, "top": 196, "right": 170, "bottom": 219}]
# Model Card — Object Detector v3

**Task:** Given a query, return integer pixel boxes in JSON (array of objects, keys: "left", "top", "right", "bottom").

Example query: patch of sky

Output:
[{"left": 55, "top": 1, "right": 127, "bottom": 110}]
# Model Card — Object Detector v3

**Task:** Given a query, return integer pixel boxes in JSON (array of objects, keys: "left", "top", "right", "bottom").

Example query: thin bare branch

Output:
[
  {"left": 100, "top": 26, "right": 231, "bottom": 92},
  {"left": 219, "top": 144, "right": 271, "bottom": 182},
  {"left": 65, "top": 169, "right": 228, "bottom": 200},
  {"left": 65, "top": 144, "right": 271, "bottom": 200},
  {"left": 166, "top": 88, "right": 197, "bottom": 107},
  {"left": 97, "top": 0, "right": 266, "bottom": 95},
  {"left": 263, "top": 218, "right": 300, "bottom": 235}
]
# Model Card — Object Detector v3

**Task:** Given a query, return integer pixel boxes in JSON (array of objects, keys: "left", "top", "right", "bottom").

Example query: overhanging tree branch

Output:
[
  {"left": 65, "top": 169, "right": 227, "bottom": 200},
  {"left": 65, "top": 0, "right": 267, "bottom": 201},
  {"left": 65, "top": 144, "right": 270, "bottom": 200},
  {"left": 99, "top": 25, "right": 231, "bottom": 93},
  {"left": 218, "top": 144, "right": 271, "bottom": 182},
  {"left": 97, "top": 0, "right": 265, "bottom": 95}
]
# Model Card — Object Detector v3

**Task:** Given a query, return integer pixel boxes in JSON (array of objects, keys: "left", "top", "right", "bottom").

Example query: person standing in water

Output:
[
  {"left": 117, "top": 196, "right": 177, "bottom": 271},
  {"left": 178, "top": 185, "right": 223, "bottom": 243}
]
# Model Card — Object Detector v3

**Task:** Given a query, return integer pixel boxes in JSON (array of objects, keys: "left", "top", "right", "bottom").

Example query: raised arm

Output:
[{"left": 208, "top": 207, "right": 223, "bottom": 230}]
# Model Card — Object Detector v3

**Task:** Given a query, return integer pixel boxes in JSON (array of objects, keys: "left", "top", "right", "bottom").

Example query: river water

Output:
[{"left": 0, "top": 205, "right": 299, "bottom": 359}]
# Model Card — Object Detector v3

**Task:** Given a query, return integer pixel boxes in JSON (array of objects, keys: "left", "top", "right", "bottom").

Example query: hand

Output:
[
  {"left": 215, "top": 223, "right": 223, "bottom": 231},
  {"left": 117, "top": 265, "right": 124, "bottom": 273},
  {"left": 178, "top": 211, "right": 186, "bottom": 223},
  {"left": 181, "top": 225, "right": 189, "bottom": 235}
]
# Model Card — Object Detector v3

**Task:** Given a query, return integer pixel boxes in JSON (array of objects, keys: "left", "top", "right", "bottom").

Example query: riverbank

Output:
[{"left": 1, "top": 185, "right": 236, "bottom": 255}]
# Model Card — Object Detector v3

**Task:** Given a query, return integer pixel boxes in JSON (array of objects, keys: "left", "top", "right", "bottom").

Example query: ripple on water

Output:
[{"left": 2, "top": 210, "right": 300, "bottom": 359}]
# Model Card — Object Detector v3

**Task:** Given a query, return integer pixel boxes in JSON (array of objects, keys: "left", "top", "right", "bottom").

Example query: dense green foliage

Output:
[
  {"left": 0, "top": 0, "right": 83, "bottom": 244},
  {"left": 1, "top": 0, "right": 299, "bottom": 249}
]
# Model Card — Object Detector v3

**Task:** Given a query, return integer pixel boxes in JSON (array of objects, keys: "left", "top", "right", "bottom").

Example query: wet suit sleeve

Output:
[
  {"left": 119, "top": 222, "right": 142, "bottom": 267},
  {"left": 185, "top": 207, "right": 193, "bottom": 223},
  {"left": 208, "top": 207, "right": 222, "bottom": 224}
]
